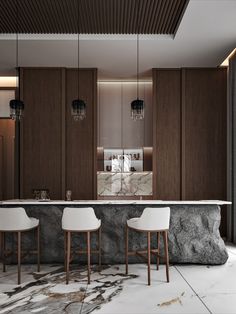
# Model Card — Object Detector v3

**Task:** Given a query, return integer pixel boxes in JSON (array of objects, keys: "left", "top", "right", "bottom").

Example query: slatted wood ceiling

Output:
[{"left": 0, "top": 0, "right": 189, "bottom": 35}]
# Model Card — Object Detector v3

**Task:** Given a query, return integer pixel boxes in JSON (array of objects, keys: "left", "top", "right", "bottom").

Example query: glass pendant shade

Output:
[
  {"left": 9, "top": 99, "right": 24, "bottom": 121},
  {"left": 71, "top": 99, "right": 86, "bottom": 121},
  {"left": 131, "top": 99, "right": 144, "bottom": 120}
]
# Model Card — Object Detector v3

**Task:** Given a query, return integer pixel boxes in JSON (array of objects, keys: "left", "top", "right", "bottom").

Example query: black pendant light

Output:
[
  {"left": 9, "top": 0, "right": 24, "bottom": 121},
  {"left": 71, "top": 0, "right": 86, "bottom": 121},
  {"left": 131, "top": 0, "right": 144, "bottom": 121}
]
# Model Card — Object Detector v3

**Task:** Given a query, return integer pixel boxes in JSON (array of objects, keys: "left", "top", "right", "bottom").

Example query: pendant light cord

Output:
[
  {"left": 16, "top": 0, "right": 19, "bottom": 95},
  {"left": 137, "top": 32, "right": 139, "bottom": 100},
  {"left": 137, "top": 0, "right": 140, "bottom": 100},
  {"left": 77, "top": 0, "right": 80, "bottom": 100}
]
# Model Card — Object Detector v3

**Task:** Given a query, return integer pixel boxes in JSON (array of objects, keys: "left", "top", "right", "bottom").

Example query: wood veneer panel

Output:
[
  {"left": 0, "top": 136, "right": 3, "bottom": 200},
  {"left": 20, "top": 68, "right": 63, "bottom": 199},
  {"left": 183, "top": 68, "right": 227, "bottom": 201},
  {"left": 66, "top": 69, "right": 97, "bottom": 200},
  {"left": 0, "top": 120, "right": 15, "bottom": 200},
  {"left": 153, "top": 69, "right": 181, "bottom": 200}
]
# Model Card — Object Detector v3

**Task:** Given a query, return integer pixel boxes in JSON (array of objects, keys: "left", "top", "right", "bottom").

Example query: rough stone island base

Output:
[{"left": 2, "top": 204, "right": 228, "bottom": 265}]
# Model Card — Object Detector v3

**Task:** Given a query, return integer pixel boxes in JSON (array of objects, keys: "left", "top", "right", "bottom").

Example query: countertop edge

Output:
[{"left": 0, "top": 200, "right": 232, "bottom": 205}]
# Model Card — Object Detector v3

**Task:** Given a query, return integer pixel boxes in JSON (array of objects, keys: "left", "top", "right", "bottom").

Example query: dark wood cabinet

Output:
[
  {"left": 20, "top": 68, "right": 63, "bottom": 199},
  {"left": 66, "top": 69, "right": 97, "bottom": 199},
  {"left": 153, "top": 68, "right": 227, "bottom": 202},
  {"left": 183, "top": 68, "right": 227, "bottom": 200},
  {"left": 0, "top": 119, "right": 15, "bottom": 200},
  {"left": 152, "top": 69, "right": 181, "bottom": 200},
  {"left": 19, "top": 67, "right": 97, "bottom": 200}
]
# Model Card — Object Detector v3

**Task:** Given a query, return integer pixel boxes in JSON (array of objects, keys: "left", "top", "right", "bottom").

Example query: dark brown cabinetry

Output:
[
  {"left": 20, "top": 68, "right": 63, "bottom": 199},
  {"left": 0, "top": 119, "right": 15, "bottom": 200},
  {"left": 153, "top": 68, "right": 227, "bottom": 202},
  {"left": 66, "top": 69, "right": 97, "bottom": 199},
  {"left": 153, "top": 69, "right": 181, "bottom": 200},
  {"left": 19, "top": 67, "right": 97, "bottom": 200},
  {"left": 183, "top": 68, "right": 227, "bottom": 200}
]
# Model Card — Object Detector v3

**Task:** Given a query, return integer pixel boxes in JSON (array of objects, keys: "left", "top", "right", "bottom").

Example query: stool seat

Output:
[
  {"left": 0, "top": 207, "right": 39, "bottom": 231},
  {"left": 62, "top": 207, "right": 101, "bottom": 231},
  {"left": 127, "top": 207, "right": 170, "bottom": 231}
]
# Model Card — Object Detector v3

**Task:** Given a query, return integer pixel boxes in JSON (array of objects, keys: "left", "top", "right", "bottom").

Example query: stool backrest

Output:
[
  {"left": 139, "top": 207, "right": 170, "bottom": 231},
  {"left": 62, "top": 207, "right": 99, "bottom": 231},
  {"left": 0, "top": 207, "right": 32, "bottom": 231}
]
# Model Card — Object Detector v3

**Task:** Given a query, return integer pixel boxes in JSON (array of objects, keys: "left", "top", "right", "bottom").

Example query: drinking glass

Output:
[{"left": 66, "top": 190, "right": 72, "bottom": 201}]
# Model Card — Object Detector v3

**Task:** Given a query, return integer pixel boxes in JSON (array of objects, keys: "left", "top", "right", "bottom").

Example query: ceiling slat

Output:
[{"left": 0, "top": 0, "right": 189, "bottom": 35}]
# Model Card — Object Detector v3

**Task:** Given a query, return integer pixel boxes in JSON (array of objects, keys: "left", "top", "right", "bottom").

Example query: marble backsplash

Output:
[{"left": 97, "top": 171, "right": 152, "bottom": 196}]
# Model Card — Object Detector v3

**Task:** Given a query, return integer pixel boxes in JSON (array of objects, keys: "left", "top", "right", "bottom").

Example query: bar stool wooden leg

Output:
[
  {"left": 98, "top": 227, "right": 101, "bottom": 270},
  {"left": 66, "top": 231, "right": 71, "bottom": 284},
  {"left": 17, "top": 232, "right": 21, "bottom": 285},
  {"left": 157, "top": 232, "right": 160, "bottom": 270},
  {"left": 147, "top": 232, "right": 151, "bottom": 285},
  {"left": 37, "top": 226, "right": 40, "bottom": 272},
  {"left": 163, "top": 231, "right": 169, "bottom": 282},
  {"left": 125, "top": 224, "right": 129, "bottom": 275},
  {"left": 0, "top": 232, "right": 2, "bottom": 271},
  {"left": 87, "top": 231, "right": 91, "bottom": 284},
  {"left": 1, "top": 232, "right": 6, "bottom": 272},
  {"left": 64, "top": 231, "right": 67, "bottom": 271}
]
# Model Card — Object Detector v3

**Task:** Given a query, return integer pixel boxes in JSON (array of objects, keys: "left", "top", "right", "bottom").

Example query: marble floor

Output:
[{"left": 0, "top": 245, "right": 236, "bottom": 314}]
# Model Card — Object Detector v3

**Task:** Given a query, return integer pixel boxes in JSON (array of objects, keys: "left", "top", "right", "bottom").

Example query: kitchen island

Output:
[{"left": 0, "top": 200, "right": 231, "bottom": 265}]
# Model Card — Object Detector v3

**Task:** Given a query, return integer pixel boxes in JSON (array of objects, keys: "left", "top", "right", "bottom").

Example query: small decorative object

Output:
[
  {"left": 40, "top": 190, "right": 48, "bottom": 200},
  {"left": 33, "top": 189, "right": 49, "bottom": 200},
  {"left": 32, "top": 189, "right": 40, "bottom": 200},
  {"left": 106, "top": 165, "right": 112, "bottom": 172},
  {"left": 66, "top": 190, "right": 72, "bottom": 201}
]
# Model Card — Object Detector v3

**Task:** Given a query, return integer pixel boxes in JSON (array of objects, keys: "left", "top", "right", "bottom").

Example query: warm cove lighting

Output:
[
  {"left": 0, "top": 76, "right": 18, "bottom": 87},
  {"left": 221, "top": 48, "right": 236, "bottom": 67},
  {"left": 97, "top": 81, "right": 152, "bottom": 85}
]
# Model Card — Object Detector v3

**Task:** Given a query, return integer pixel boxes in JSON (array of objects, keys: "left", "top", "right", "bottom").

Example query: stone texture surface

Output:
[
  {"left": 0, "top": 264, "right": 137, "bottom": 314},
  {"left": 2, "top": 204, "right": 228, "bottom": 265}
]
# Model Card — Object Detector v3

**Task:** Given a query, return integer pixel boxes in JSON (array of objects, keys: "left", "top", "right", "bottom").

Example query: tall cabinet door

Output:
[
  {"left": 152, "top": 68, "right": 227, "bottom": 202},
  {"left": 20, "top": 68, "right": 63, "bottom": 199},
  {"left": 182, "top": 68, "right": 227, "bottom": 200},
  {"left": 152, "top": 69, "right": 182, "bottom": 200},
  {"left": 66, "top": 69, "right": 97, "bottom": 200}
]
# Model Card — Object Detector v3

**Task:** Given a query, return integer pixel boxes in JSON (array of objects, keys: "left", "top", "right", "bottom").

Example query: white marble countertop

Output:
[{"left": 0, "top": 199, "right": 232, "bottom": 205}]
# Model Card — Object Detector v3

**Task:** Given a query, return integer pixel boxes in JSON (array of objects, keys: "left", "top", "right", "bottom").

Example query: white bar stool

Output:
[
  {"left": 62, "top": 207, "right": 101, "bottom": 284},
  {"left": 125, "top": 207, "right": 170, "bottom": 285},
  {"left": 0, "top": 207, "right": 40, "bottom": 285}
]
